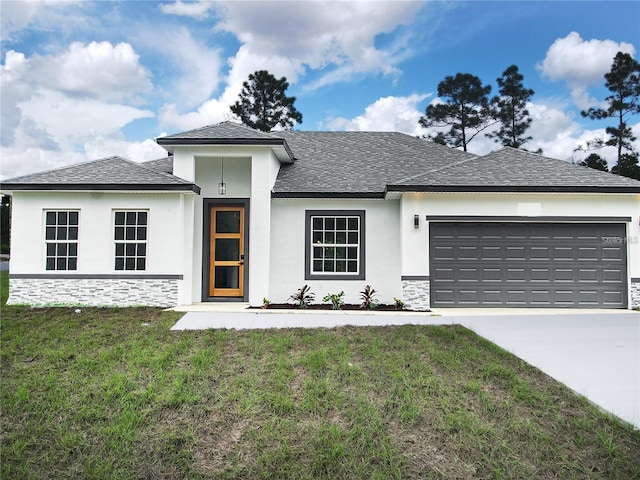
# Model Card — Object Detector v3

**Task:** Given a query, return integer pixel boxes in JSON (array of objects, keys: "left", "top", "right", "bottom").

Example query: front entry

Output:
[{"left": 209, "top": 205, "right": 246, "bottom": 298}]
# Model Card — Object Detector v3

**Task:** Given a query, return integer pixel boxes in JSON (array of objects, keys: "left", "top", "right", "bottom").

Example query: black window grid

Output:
[
  {"left": 45, "top": 211, "right": 79, "bottom": 270},
  {"left": 114, "top": 211, "right": 148, "bottom": 271}
]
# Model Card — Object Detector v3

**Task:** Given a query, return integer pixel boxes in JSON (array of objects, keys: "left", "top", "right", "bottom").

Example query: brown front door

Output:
[{"left": 209, "top": 206, "right": 245, "bottom": 297}]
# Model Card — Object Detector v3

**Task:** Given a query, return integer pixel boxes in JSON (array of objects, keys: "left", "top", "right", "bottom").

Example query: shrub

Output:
[
  {"left": 393, "top": 297, "right": 405, "bottom": 311},
  {"left": 290, "top": 285, "right": 315, "bottom": 308},
  {"left": 323, "top": 291, "right": 344, "bottom": 310},
  {"left": 359, "top": 285, "right": 378, "bottom": 309}
]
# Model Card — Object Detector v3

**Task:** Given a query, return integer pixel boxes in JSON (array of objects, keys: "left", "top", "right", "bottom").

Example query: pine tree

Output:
[
  {"left": 419, "top": 73, "right": 493, "bottom": 151},
  {"left": 488, "top": 65, "right": 535, "bottom": 148},
  {"left": 581, "top": 52, "right": 640, "bottom": 174},
  {"left": 577, "top": 153, "right": 609, "bottom": 172},
  {"left": 231, "top": 70, "right": 303, "bottom": 132}
]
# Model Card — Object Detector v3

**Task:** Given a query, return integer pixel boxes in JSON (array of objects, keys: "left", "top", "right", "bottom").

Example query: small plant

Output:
[
  {"left": 262, "top": 297, "right": 271, "bottom": 309},
  {"left": 393, "top": 297, "right": 405, "bottom": 311},
  {"left": 289, "top": 285, "right": 315, "bottom": 308},
  {"left": 323, "top": 291, "right": 344, "bottom": 310},
  {"left": 359, "top": 285, "right": 378, "bottom": 309}
]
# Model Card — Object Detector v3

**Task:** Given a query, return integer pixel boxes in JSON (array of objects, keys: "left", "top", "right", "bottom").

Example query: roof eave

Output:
[
  {"left": 271, "top": 191, "right": 384, "bottom": 199},
  {"left": 156, "top": 137, "right": 295, "bottom": 163},
  {"left": 0, "top": 183, "right": 201, "bottom": 194},
  {"left": 385, "top": 185, "right": 640, "bottom": 194}
]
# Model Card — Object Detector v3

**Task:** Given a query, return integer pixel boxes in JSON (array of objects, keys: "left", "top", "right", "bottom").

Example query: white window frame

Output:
[{"left": 305, "top": 210, "right": 365, "bottom": 280}]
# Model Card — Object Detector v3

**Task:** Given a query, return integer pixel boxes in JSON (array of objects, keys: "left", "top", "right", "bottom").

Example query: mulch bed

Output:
[{"left": 251, "top": 303, "right": 426, "bottom": 312}]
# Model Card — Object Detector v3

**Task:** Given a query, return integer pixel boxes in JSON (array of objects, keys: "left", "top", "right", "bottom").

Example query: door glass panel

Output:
[
  {"left": 215, "top": 238, "right": 240, "bottom": 261},
  {"left": 216, "top": 211, "right": 240, "bottom": 233},
  {"left": 215, "top": 266, "right": 239, "bottom": 289}
]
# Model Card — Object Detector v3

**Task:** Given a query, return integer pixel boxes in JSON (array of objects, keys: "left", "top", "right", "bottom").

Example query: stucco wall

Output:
[
  {"left": 172, "top": 146, "right": 280, "bottom": 304},
  {"left": 7, "top": 191, "right": 188, "bottom": 306},
  {"left": 399, "top": 192, "right": 640, "bottom": 309},
  {"left": 269, "top": 198, "right": 401, "bottom": 306}
]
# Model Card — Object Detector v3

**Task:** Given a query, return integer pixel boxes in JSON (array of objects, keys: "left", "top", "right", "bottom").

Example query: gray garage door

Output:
[{"left": 429, "top": 222, "right": 627, "bottom": 308}]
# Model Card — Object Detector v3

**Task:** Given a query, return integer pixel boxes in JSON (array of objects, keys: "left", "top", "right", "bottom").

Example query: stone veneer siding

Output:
[
  {"left": 7, "top": 276, "right": 180, "bottom": 307},
  {"left": 401, "top": 277, "right": 430, "bottom": 311},
  {"left": 631, "top": 279, "right": 640, "bottom": 309}
]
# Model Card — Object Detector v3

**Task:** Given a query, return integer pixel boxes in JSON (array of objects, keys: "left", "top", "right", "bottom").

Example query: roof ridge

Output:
[{"left": 391, "top": 149, "right": 479, "bottom": 185}]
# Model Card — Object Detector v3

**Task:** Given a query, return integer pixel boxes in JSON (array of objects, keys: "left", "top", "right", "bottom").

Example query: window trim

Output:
[
  {"left": 113, "top": 209, "right": 148, "bottom": 271},
  {"left": 44, "top": 210, "right": 79, "bottom": 271},
  {"left": 305, "top": 210, "right": 365, "bottom": 280}
]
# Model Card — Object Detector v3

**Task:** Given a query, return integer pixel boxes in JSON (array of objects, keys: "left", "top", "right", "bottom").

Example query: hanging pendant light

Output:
[{"left": 218, "top": 157, "right": 227, "bottom": 195}]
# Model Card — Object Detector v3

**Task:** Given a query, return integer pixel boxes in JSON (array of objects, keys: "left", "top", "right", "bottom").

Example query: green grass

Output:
[{"left": 1, "top": 271, "right": 639, "bottom": 479}]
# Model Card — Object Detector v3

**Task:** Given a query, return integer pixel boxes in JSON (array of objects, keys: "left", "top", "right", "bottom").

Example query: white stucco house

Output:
[{"left": 2, "top": 121, "right": 640, "bottom": 309}]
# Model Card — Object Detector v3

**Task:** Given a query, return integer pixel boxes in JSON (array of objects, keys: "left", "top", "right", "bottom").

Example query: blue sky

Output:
[{"left": 1, "top": 0, "right": 639, "bottom": 179}]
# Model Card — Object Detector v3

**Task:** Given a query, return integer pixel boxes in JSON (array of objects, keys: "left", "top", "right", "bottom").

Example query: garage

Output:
[{"left": 429, "top": 222, "right": 628, "bottom": 308}]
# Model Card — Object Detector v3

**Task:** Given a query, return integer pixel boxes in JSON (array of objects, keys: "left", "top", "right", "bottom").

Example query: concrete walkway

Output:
[{"left": 170, "top": 306, "right": 640, "bottom": 429}]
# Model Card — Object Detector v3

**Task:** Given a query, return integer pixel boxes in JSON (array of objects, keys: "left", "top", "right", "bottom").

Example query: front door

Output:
[{"left": 209, "top": 206, "right": 245, "bottom": 297}]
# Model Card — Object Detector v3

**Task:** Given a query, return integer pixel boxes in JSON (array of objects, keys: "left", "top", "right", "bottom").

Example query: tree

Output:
[
  {"left": 419, "top": 73, "right": 494, "bottom": 151},
  {"left": 611, "top": 152, "right": 640, "bottom": 180},
  {"left": 230, "top": 70, "right": 302, "bottom": 132},
  {"left": 581, "top": 52, "right": 640, "bottom": 173},
  {"left": 577, "top": 153, "right": 609, "bottom": 172},
  {"left": 488, "top": 65, "right": 535, "bottom": 148}
]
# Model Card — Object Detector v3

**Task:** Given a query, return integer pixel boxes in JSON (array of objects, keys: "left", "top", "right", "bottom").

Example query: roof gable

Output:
[
  {"left": 156, "top": 121, "right": 294, "bottom": 162},
  {"left": 387, "top": 147, "right": 640, "bottom": 193},
  {"left": 0, "top": 156, "right": 199, "bottom": 193}
]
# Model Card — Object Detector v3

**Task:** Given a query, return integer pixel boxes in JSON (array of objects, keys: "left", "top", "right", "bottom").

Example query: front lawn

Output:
[{"left": 1, "top": 274, "right": 638, "bottom": 479}]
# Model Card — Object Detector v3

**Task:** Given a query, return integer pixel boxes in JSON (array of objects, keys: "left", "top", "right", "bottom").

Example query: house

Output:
[{"left": 2, "top": 121, "right": 639, "bottom": 309}]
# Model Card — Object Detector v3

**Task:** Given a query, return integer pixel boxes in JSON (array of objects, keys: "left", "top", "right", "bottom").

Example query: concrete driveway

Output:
[
  {"left": 444, "top": 310, "right": 640, "bottom": 429},
  {"left": 172, "top": 306, "right": 639, "bottom": 429}
]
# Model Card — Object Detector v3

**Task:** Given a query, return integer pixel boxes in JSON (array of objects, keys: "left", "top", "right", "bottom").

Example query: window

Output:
[
  {"left": 114, "top": 211, "right": 147, "bottom": 270},
  {"left": 305, "top": 210, "right": 365, "bottom": 280},
  {"left": 45, "top": 211, "right": 79, "bottom": 270}
]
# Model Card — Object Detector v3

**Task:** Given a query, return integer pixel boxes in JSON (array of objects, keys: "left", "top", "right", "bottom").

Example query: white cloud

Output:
[
  {"left": 159, "top": 1, "right": 425, "bottom": 131},
  {"left": 83, "top": 134, "right": 168, "bottom": 163},
  {"left": 46, "top": 41, "right": 153, "bottom": 101},
  {"left": 159, "top": 0, "right": 214, "bottom": 19},
  {"left": 19, "top": 89, "right": 154, "bottom": 147},
  {"left": 326, "top": 94, "right": 430, "bottom": 136},
  {"left": 539, "top": 32, "right": 635, "bottom": 85},
  {"left": 0, "top": 42, "right": 157, "bottom": 179},
  {"left": 538, "top": 32, "right": 636, "bottom": 110},
  {"left": 215, "top": 1, "right": 423, "bottom": 90},
  {"left": 148, "top": 28, "right": 223, "bottom": 109},
  {"left": 0, "top": 0, "right": 83, "bottom": 41},
  {"left": 159, "top": 99, "right": 232, "bottom": 131}
]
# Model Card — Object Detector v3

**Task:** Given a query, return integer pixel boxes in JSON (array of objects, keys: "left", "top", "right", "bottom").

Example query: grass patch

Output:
[{"left": 1, "top": 273, "right": 639, "bottom": 479}]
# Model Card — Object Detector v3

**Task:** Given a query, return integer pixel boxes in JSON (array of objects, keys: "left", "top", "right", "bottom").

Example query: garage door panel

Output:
[
  {"left": 603, "top": 291, "right": 625, "bottom": 305},
  {"left": 530, "top": 246, "right": 550, "bottom": 260},
  {"left": 578, "top": 269, "right": 598, "bottom": 282},
  {"left": 602, "top": 247, "right": 623, "bottom": 260},
  {"left": 432, "top": 267, "right": 454, "bottom": 281},
  {"left": 432, "top": 246, "right": 454, "bottom": 260},
  {"left": 578, "top": 247, "right": 598, "bottom": 260},
  {"left": 430, "top": 222, "right": 627, "bottom": 308},
  {"left": 602, "top": 269, "right": 624, "bottom": 283}
]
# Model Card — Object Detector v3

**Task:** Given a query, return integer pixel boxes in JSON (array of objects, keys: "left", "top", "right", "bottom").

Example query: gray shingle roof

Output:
[
  {"left": 158, "top": 121, "right": 275, "bottom": 141},
  {"left": 271, "top": 131, "right": 477, "bottom": 196},
  {"left": 142, "top": 156, "right": 174, "bottom": 174},
  {"left": 156, "top": 121, "right": 295, "bottom": 162},
  {"left": 388, "top": 147, "right": 640, "bottom": 193},
  {"left": 3, "top": 124, "right": 639, "bottom": 195},
  {"left": 0, "top": 156, "right": 199, "bottom": 193}
]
